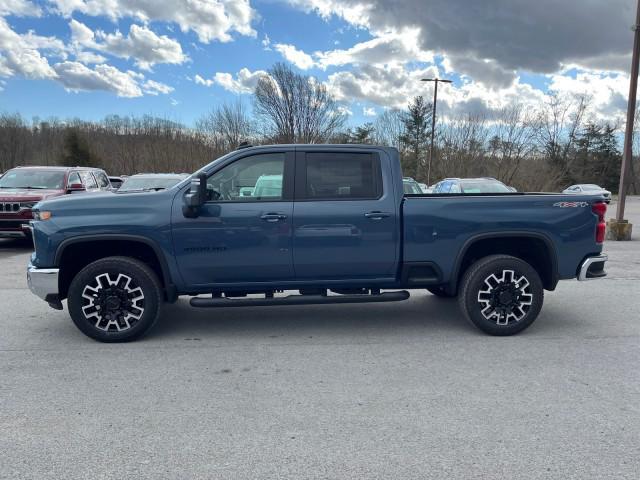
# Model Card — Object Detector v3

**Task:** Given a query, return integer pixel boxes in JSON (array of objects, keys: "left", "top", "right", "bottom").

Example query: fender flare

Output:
[
  {"left": 448, "top": 231, "right": 559, "bottom": 293},
  {"left": 54, "top": 234, "right": 177, "bottom": 301}
]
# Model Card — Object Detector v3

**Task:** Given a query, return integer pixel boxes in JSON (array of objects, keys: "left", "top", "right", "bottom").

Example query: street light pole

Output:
[
  {"left": 617, "top": 0, "right": 640, "bottom": 222},
  {"left": 607, "top": 0, "right": 639, "bottom": 241},
  {"left": 421, "top": 78, "right": 452, "bottom": 186}
]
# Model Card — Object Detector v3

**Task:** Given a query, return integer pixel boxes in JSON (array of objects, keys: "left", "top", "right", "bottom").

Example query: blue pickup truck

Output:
[{"left": 27, "top": 145, "right": 608, "bottom": 342}]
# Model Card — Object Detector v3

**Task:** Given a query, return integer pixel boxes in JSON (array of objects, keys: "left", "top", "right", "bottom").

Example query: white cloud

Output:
[
  {"left": 272, "top": 30, "right": 432, "bottom": 71},
  {"left": 325, "top": 62, "right": 550, "bottom": 120},
  {"left": 262, "top": 33, "right": 271, "bottom": 50},
  {"left": 315, "top": 29, "right": 432, "bottom": 69},
  {"left": 53, "top": 61, "right": 144, "bottom": 97},
  {"left": 274, "top": 43, "right": 314, "bottom": 70},
  {"left": 0, "top": 0, "right": 41, "bottom": 17},
  {"left": 51, "top": 0, "right": 256, "bottom": 44},
  {"left": 194, "top": 74, "right": 214, "bottom": 87},
  {"left": 288, "top": 0, "right": 633, "bottom": 78},
  {"left": 70, "top": 20, "right": 187, "bottom": 70},
  {"left": 143, "top": 79, "right": 174, "bottom": 95},
  {"left": 363, "top": 106, "right": 376, "bottom": 117},
  {"left": 547, "top": 70, "right": 629, "bottom": 123},
  {"left": 0, "top": 18, "right": 58, "bottom": 79},
  {"left": 195, "top": 67, "right": 269, "bottom": 94},
  {"left": 74, "top": 50, "right": 106, "bottom": 64}
]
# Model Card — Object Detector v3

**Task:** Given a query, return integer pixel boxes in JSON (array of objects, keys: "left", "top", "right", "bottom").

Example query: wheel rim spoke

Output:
[
  {"left": 81, "top": 272, "right": 145, "bottom": 332},
  {"left": 476, "top": 268, "right": 533, "bottom": 326}
]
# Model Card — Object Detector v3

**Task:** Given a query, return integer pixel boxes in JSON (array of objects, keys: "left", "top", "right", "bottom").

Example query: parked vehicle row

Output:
[
  {"left": 26, "top": 144, "right": 609, "bottom": 342},
  {"left": 0, "top": 167, "right": 190, "bottom": 239},
  {"left": 0, "top": 166, "right": 111, "bottom": 239}
]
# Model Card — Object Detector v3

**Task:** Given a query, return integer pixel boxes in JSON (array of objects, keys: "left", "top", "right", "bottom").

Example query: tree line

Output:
[{"left": 0, "top": 62, "right": 638, "bottom": 193}]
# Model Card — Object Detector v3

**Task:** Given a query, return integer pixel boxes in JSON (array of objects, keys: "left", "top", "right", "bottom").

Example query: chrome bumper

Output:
[
  {"left": 578, "top": 254, "right": 608, "bottom": 281},
  {"left": 27, "top": 262, "right": 61, "bottom": 308}
]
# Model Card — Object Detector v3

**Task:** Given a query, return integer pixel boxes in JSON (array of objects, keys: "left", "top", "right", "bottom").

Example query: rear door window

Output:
[
  {"left": 302, "top": 152, "right": 381, "bottom": 200},
  {"left": 95, "top": 171, "right": 110, "bottom": 189},
  {"left": 80, "top": 171, "right": 98, "bottom": 189}
]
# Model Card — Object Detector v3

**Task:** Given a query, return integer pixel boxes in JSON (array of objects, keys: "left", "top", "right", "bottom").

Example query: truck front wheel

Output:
[
  {"left": 458, "top": 255, "right": 543, "bottom": 336},
  {"left": 67, "top": 256, "right": 163, "bottom": 342}
]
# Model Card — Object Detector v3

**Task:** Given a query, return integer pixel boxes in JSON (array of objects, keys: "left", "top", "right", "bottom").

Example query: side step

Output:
[{"left": 190, "top": 290, "right": 410, "bottom": 308}]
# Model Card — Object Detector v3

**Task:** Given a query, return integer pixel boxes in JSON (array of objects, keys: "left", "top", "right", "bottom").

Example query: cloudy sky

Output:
[{"left": 0, "top": 0, "right": 635, "bottom": 125}]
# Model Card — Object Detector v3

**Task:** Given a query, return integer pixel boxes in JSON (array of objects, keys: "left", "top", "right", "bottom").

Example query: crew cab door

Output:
[
  {"left": 171, "top": 151, "right": 295, "bottom": 286},
  {"left": 292, "top": 149, "right": 398, "bottom": 280}
]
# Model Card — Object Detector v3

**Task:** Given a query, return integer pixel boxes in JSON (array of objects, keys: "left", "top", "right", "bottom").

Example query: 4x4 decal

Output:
[{"left": 553, "top": 201, "right": 589, "bottom": 208}]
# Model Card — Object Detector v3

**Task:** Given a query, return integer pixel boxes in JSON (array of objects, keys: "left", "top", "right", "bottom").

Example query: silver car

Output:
[{"left": 562, "top": 184, "right": 611, "bottom": 203}]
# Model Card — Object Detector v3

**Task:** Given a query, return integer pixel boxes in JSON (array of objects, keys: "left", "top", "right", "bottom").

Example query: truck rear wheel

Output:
[
  {"left": 67, "top": 256, "right": 162, "bottom": 342},
  {"left": 458, "top": 255, "right": 543, "bottom": 336}
]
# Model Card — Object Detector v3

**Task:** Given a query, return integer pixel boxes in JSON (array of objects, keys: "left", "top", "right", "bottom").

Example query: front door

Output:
[{"left": 172, "top": 151, "right": 295, "bottom": 287}]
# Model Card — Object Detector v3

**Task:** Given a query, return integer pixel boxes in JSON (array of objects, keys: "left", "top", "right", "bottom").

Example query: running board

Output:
[{"left": 190, "top": 291, "right": 410, "bottom": 308}]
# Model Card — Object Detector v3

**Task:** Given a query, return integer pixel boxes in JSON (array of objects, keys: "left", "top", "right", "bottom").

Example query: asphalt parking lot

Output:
[{"left": 1, "top": 198, "right": 639, "bottom": 479}]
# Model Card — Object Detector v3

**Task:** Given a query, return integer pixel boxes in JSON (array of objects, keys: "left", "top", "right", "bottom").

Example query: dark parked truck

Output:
[{"left": 27, "top": 145, "right": 608, "bottom": 342}]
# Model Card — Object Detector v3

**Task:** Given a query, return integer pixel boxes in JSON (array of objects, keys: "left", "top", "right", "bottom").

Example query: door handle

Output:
[
  {"left": 260, "top": 213, "right": 288, "bottom": 222},
  {"left": 364, "top": 211, "right": 391, "bottom": 220}
]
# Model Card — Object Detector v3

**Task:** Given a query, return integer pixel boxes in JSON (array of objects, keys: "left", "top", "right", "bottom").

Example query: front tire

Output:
[
  {"left": 67, "top": 256, "right": 162, "bottom": 342},
  {"left": 458, "top": 255, "right": 543, "bottom": 336}
]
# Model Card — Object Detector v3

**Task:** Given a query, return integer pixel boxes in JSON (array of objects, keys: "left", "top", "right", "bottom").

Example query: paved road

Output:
[{"left": 1, "top": 198, "right": 639, "bottom": 479}]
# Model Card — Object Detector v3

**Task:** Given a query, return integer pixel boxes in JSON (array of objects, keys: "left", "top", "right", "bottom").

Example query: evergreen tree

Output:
[
  {"left": 400, "top": 96, "right": 432, "bottom": 180},
  {"left": 62, "top": 129, "right": 96, "bottom": 167}
]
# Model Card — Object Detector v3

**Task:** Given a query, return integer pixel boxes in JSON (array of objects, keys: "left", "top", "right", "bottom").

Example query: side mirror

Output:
[
  {"left": 67, "top": 183, "right": 86, "bottom": 193},
  {"left": 183, "top": 172, "right": 207, "bottom": 218}
]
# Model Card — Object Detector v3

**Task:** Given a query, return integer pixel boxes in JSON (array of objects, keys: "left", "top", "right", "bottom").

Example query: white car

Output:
[{"left": 562, "top": 184, "right": 611, "bottom": 203}]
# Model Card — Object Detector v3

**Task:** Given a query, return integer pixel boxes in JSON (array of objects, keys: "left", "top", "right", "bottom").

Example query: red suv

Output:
[{"left": 0, "top": 166, "right": 112, "bottom": 239}]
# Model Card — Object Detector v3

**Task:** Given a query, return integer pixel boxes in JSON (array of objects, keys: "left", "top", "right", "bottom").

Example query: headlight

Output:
[{"left": 33, "top": 210, "right": 52, "bottom": 221}]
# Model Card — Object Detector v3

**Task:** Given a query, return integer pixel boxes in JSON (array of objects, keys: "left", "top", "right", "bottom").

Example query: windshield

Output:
[
  {"left": 403, "top": 181, "right": 422, "bottom": 194},
  {"left": 0, "top": 169, "right": 66, "bottom": 190},
  {"left": 119, "top": 176, "right": 184, "bottom": 192},
  {"left": 460, "top": 181, "right": 511, "bottom": 193}
]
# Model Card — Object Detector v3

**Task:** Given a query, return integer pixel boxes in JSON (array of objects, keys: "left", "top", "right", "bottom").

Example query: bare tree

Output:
[
  {"left": 254, "top": 63, "right": 345, "bottom": 143},
  {"left": 537, "top": 93, "right": 590, "bottom": 189},
  {"left": 374, "top": 108, "right": 404, "bottom": 151},
  {"left": 486, "top": 104, "right": 541, "bottom": 185},
  {"left": 197, "top": 99, "right": 254, "bottom": 150}
]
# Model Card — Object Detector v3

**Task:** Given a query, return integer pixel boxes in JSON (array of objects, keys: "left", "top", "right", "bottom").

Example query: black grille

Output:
[
  {"left": 0, "top": 203, "right": 21, "bottom": 213},
  {"left": 0, "top": 221, "right": 24, "bottom": 229}
]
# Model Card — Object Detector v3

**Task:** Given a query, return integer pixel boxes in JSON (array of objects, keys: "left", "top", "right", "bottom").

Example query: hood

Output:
[{"left": 0, "top": 188, "right": 64, "bottom": 202}]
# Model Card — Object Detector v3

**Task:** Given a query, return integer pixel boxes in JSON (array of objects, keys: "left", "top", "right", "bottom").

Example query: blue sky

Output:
[{"left": 0, "top": 0, "right": 633, "bottom": 127}]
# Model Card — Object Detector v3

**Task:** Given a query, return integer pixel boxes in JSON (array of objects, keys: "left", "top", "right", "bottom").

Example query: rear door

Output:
[{"left": 292, "top": 149, "right": 398, "bottom": 280}]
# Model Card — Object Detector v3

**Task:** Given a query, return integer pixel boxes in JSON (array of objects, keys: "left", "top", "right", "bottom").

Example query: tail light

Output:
[{"left": 592, "top": 202, "right": 607, "bottom": 243}]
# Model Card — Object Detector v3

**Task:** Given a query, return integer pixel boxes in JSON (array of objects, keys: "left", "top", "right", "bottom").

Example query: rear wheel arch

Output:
[
  {"left": 55, "top": 235, "right": 175, "bottom": 302},
  {"left": 450, "top": 232, "right": 558, "bottom": 294}
]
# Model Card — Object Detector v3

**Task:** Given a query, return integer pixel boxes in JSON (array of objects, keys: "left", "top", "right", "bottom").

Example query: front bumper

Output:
[
  {"left": 578, "top": 254, "right": 608, "bottom": 281},
  {"left": 27, "top": 262, "right": 63, "bottom": 309}
]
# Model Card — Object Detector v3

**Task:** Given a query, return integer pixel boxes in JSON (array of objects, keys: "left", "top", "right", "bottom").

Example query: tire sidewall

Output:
[
  {"left": 68, "top": 257, "right": 161, "bottom": 342},
  {"left": 461, "top": 256, "right": 543, "bottom": 336}
]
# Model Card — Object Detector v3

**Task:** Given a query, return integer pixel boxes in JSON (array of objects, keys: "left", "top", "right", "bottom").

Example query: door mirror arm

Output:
[{"left": 183, "top": 172, "right": 207, "bottom": 218}]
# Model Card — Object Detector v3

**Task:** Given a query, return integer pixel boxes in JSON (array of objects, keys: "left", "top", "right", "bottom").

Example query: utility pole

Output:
[
  {"left": 609, "top": 0, "right": 639, "bottom": 240},
  {"left": 421, "top": 78, "right": 452, "bottom": 186}
]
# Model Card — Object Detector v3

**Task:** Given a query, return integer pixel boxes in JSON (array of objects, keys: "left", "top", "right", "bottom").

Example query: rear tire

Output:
[
  {"left": 458, "top": 255, "right": 543, "bottom": 336},
  {"left": 67, "top": 256, "right": 162, "bottom": 342}
]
